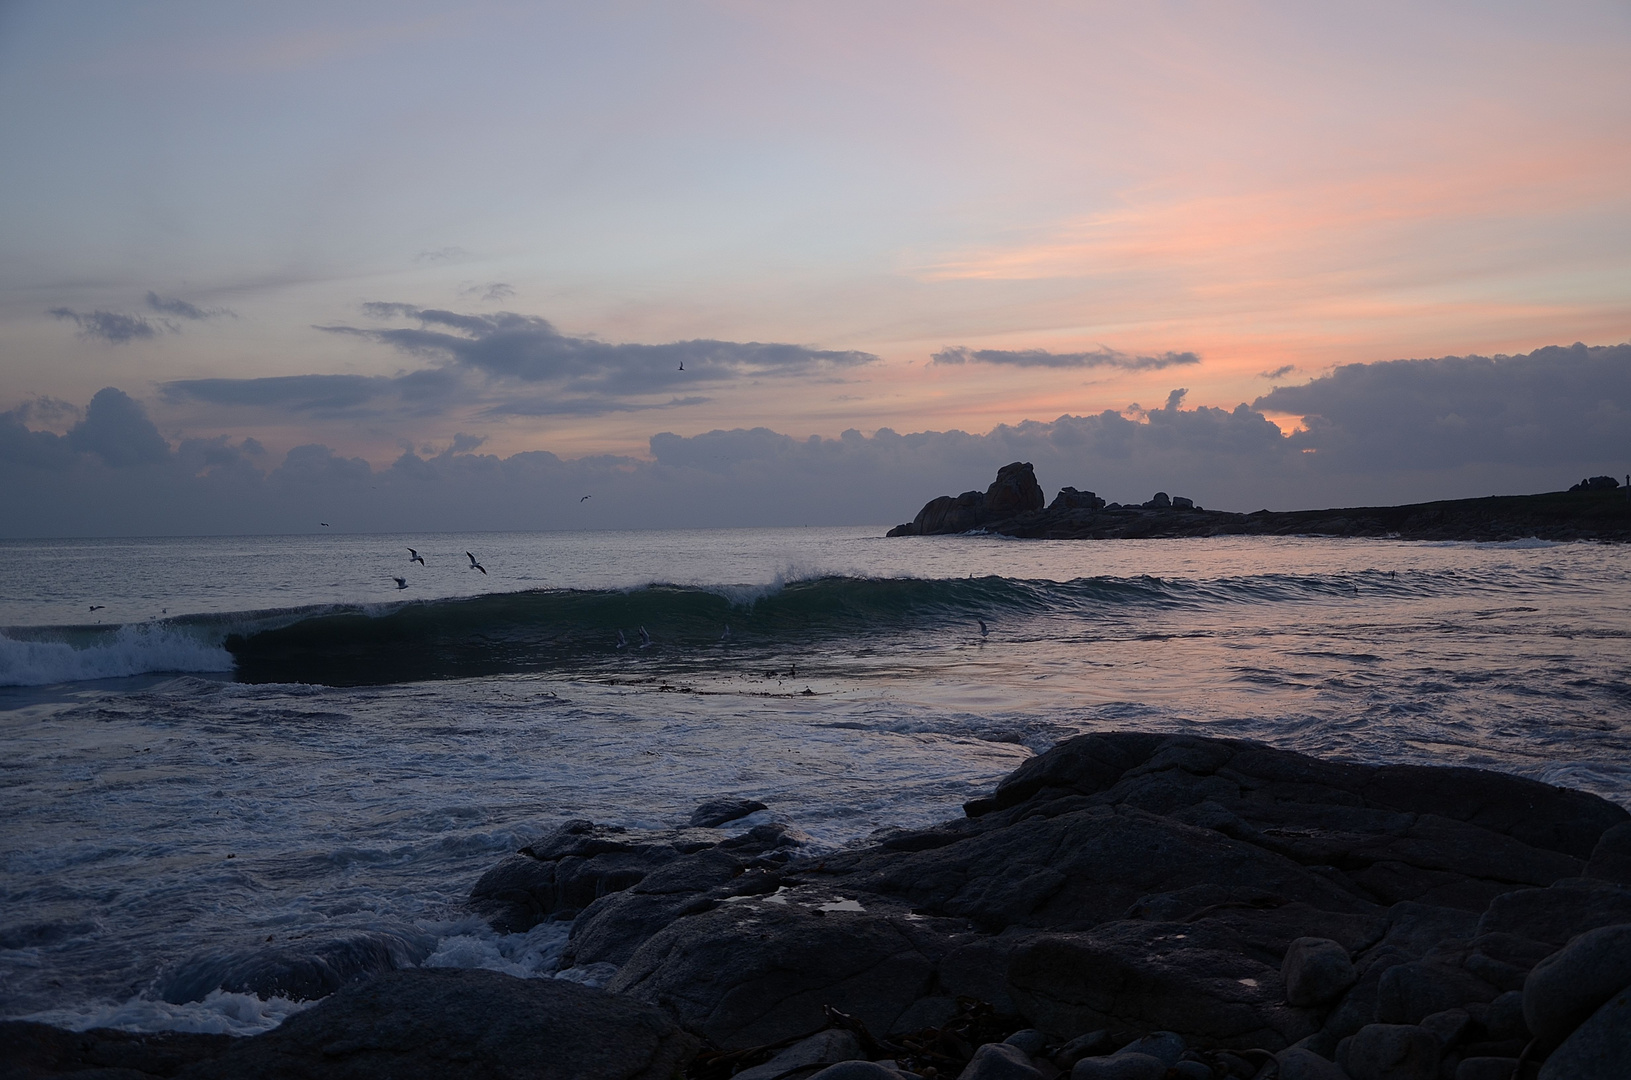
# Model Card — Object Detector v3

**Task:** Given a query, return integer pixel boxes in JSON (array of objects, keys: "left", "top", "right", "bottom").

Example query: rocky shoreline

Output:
[
  {"left": 7, "top": 732, "right": 1631, "bottom": 1079},
  {"left": 885, "top": 464, "right": 1631, "bottom": 542}
]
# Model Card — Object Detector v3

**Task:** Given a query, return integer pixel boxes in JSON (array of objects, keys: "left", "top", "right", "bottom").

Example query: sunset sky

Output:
[{"left": 2, "top": 2, "right": 1628, "bottom": 533}]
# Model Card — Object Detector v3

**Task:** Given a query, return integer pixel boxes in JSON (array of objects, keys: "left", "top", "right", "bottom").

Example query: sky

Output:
[{"left": 1, "top": 1, "right": 1628, "bottom": 535}]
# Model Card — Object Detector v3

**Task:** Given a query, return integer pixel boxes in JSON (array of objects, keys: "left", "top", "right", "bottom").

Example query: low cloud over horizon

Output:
[
  {"left": 3, "top": 342, "right": 1626, "bottom": 537},
  {"left": 931, "top": 346, "right": 1201, "bottom": 370}
]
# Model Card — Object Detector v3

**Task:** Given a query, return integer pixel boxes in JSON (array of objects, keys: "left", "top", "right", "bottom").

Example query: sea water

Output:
[{"left": 1, "top": 528, "right": 1628, "bottom": 1033}]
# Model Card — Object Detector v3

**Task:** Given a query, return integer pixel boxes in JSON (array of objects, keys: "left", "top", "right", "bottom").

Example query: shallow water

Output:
[{"left": 1, "top": 529, "right": 1628, "bottom": 1031}]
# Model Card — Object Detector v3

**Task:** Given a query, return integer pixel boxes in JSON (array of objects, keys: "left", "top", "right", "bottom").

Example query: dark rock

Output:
[
  {"left": 0, "top": 1021, "right": 233, "bottom": 1078},
  {"left": 605, "top": 896, "right": 953, "bottom": 1049},
  {"left": 1375, "top": 961, "right": 1496, "bottom": 1025},
  {"left": 1172, "top": 496, "right": 1195, "bottom": 510},
  {"left": 1048, "top": 487, "right": 1104, "bottom": 512},
  {"left": 1115, "top": 1032, "right": 1185, "bottom": 1066},
  {"left": 1284, "top": 938, "right": 1358, "bottom": 1006},
  {"left": 1477, "top": 990, "right": 1529, "bottom": 1043},
  {"left": 807, "top": 1064, "right": 905, "bottom": 1080},
  {"left": 154, "top": 928, "right": 433, "bottom": 1004},
  {"left": 690, "top": 797, "right": 768, "bottom": 828},
  {"left": 1584, "top": 821, "right": 1631, "bottom": 883},
  {"left": 1337, "top": 1024, "right": 1439, "bottom": 1080},
  {"left": 1276, "top": 1046, "right": 1350, "bottom": 1080},
  {"left": 734, "top": 1030, "right": 864, "bottom": 1080},
  {"left": 888, "top": 463, "right": 1044, "bottom": 536},
  {"left": 1004, "top": 1029, "right": 1050, "bottom": 1056},
  {"left": 1478, "top": 882, "right": 1631, "bottom": 946},
  {"left": 958, "top": 1041, "right": 1047, "bottom": 1079},
  {"left": 1417, "top": 1007, "right": 1471, "bottom": 1048},
  {"left": 1008, "top": 921, "right": 1316, "bottom": 1050},
  {"left": 1069, "top": 1053, "right": 1166, "bottom": 1079},
  {"left": 177, "top": 967, "right": 699, "bottom": 1079},
  {"left": 469, "top": 818, "right": 790, "bottom": 934},
  {"left": 1051, "top": 1030, "right": 1113, "bottom": 1069},
  {"left": 985, "top": 462, "right": 1046, "bottom": 517},
  {"left": 1522, "top": 922, "right": 1631, "bottom": 1046},
  {"left": 1535, "top": 985, "right": 1631, "bottom": 1079},
  {"left": 1455, "top": 1058, "right": 1526, "bottom": 1080},
  {"left": 1569, "top": 475, "right": 1621, "bottom": 492},
  {"left": 1143, "top": 493, "right": 1171, "bottom": 510}
]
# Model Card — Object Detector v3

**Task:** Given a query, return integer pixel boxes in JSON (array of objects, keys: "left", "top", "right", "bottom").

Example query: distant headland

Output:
[{"left": 886, "top": 463, "right": 1631, "bottom": 542}]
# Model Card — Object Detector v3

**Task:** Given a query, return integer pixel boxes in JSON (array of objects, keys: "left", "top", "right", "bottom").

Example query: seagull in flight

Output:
[
  {"left": 580, "top": 495, "right": 591, "bottom": 503},
  {"left": 320, "top": 522, "right": 330, "bottom": 527},
  {"left": 615, "top": 629, "right": 627, "bottom": 650},
  {"left": 720, "top": 624, "right": 731, "bottom": 641},
  {"left": 678, "top": 361, "right": 684, "bottom": 371},
  {"left": 466, "top": 552, "right": 487, "bottom": 575},
  {"left": 638, "top": 626, "right": 652, "bottom": 649},
  {"left": 392, "top": 577, "right": 408, "bottom": 590},
  {"left": 408, "top": 548, "right": 424, "bottom": 565},
  {"left": 89, "top": 605, "right": 104, "bottom": 612},
  {"left": 978, "top": 618, "right": 989, "bottom": 637}
]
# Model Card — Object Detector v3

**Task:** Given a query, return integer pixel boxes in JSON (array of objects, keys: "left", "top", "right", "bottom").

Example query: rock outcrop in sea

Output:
[
  {"left": 886, "top": 465, "right": 1631, "bottom": 542},
  {"left": 7, "top": 733, "right": 1631, "bottom": 1079}
]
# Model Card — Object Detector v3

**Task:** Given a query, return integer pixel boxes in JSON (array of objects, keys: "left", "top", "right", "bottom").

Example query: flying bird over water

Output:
[
  {"left": 720, "top": 624, "right": 731, "bottom": 641},
  {"left": 678, "top": 361, "right": 684, "bottom": 371},
  {"left": 978, "top": 618, "right": 988, "bottom": 637},
  {"left": 580, "top": 495, "right": 591, "bottom": 502},
  {"left": 466, "top": 552, "right": 486, "bottom": 575},
  {"left": 89, "top": 605, "right": 104, "bottom": 612},
  {"left": 638, "top": 626, "right": 652, "bottom": 649},
  {"left": 408, "top": 548, "right": 424, "bottom": 565},
  {"left": 392, "top": 577, "right": 408, "bottom": 590},
  {"left": 320, "top": 522, "right": 330, "bottom": 527},
  {"left": 616, "top": 629, "right": 627, "bottom": 650}
]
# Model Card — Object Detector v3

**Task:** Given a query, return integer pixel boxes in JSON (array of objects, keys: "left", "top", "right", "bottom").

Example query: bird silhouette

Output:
[
  {"left": 978, "top": 618, "right": 989, "bottom": 637},
  {"left": 678, "top": 361, "right": 684, "bottom": 371},
  {"left": 466, "top": 552, "right": 487, "bottom": 575},
  {"left": 392, "top": 577, "right": 408, "bottom": 590},
  {"left": 320, "top": 522, "right": 330, "bottom": 527},
  {"left": 616, "top": 630, "right": 627, "bottom": 649},
  {"left": 89, "top": 605, "right": 104, "bottom": 612},
  {"left": 408, "top": 547, "right": 424, "bottom": 565},
  {"left": 638, "top": 626, "right": 652, "bottom": 649},
  {"left": 580, "top": 495, "right": 591, "bottom": 502}
]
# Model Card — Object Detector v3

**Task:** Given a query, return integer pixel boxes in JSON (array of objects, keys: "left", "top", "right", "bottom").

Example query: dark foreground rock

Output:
[
  {"left": 887, "top": 465, "right": 1631, "bottom": 541},
  {"left": 13, "top": 734, "right": 1631, "bottom": 1079}
]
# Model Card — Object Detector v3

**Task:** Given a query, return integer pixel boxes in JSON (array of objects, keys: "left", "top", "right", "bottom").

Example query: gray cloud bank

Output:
[
  {"left": 932, "top": 345, "right": 1200, "bottom": 370},
  {"left": 2, "top": 343, "right": 1626, "bottom": 536}
]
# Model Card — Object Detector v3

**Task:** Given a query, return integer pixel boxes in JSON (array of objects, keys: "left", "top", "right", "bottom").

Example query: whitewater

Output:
[{"left": 2, "top": 527, "right": 1628, "bottom": 1034}]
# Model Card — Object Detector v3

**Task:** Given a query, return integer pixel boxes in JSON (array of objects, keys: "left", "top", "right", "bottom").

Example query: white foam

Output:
[
  {"left": 419, "top": 920, "right": 572, "bottom": 980},
  {"left": 21, "top": 988, "right": 313, "bottom": 1035},
  {"left": 0, "top": 626, "right": 234, "bottom": 687}
]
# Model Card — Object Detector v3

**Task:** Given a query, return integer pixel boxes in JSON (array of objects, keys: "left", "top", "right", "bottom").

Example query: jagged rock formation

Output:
[{"left": 885, "top": 462, "right": 1044, "bottom": 536}]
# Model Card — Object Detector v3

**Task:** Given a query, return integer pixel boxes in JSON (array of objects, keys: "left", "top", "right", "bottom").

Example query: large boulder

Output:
[
  {"left": 605, "top": 891, "right": 959, "bottom": 1049},
  {"left": 178, "top": 968, "right": 699, "bottom": 1080},
  {"left": 1522, "top": 923, "right": 1631, "bottom": 1046},
  {"left": 888, "top": 463, "right": 1044, "bottom": 535},
  {"left": 469, "top": 818, "right": 802, "bottom": 933}
]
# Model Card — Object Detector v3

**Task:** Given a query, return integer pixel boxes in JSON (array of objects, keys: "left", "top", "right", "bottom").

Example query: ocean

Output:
[{"left": 2, "top": 527, "right": 1628, "bottom": 1035}]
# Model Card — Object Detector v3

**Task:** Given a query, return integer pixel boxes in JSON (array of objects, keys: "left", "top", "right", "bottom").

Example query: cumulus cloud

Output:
[
  {"left": 49, "top": 307, "right": 161, "bottom": 343},
  {"left": 1254, "top": 342, "right": 1631, "bottom": 473},
  {"left": 2, "top": 343, "right": 1625, "bottom": 536},
  {"left": 930, "top": 345, "right": 1201, "bottom": 370}
]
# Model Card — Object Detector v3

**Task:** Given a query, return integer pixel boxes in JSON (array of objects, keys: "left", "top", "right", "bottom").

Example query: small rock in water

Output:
[
  {"left": 1284, "top": 937, "right": 1359, "bottom": 1006},
  {"left": 689, "top": 797, "right": 769, "bottom": 828}
]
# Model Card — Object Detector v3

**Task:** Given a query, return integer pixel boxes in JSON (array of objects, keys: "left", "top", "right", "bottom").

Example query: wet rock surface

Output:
[{"left": 13, "top": 732, "right": 1631, "bottom": 1079}]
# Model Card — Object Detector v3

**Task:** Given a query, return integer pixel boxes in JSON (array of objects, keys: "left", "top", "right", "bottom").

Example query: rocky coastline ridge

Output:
[
  {"left": 7, "top": 732, "right": 1631, "bottom": 1079},
  {"left": 885, "top": 464, "right": 1631, "bottom": 542}
]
